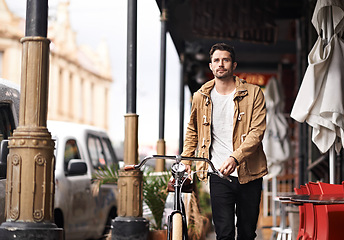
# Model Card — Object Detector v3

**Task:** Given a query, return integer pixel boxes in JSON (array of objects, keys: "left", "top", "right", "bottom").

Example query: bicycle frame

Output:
[
  {"left": 124, "top": 155, "right": 231, "bottom": 240},
  {"left": 168, "top": 160, "right": 188, "bottom": 240}
]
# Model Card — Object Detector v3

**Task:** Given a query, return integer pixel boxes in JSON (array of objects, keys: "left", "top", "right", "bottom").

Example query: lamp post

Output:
[
  {"left": 156, "top": 3, "right": 168, "bottom": 171},
  {"left": 0, "top": 0, "right": 63, "bottom": 239},
  {"left": 111, "top": 0, "right": 149, "bottom": 239}
]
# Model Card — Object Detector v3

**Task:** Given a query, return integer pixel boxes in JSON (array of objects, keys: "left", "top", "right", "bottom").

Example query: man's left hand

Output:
[{"left": 219, "top": 156, "right": 237, "bottom": 176}]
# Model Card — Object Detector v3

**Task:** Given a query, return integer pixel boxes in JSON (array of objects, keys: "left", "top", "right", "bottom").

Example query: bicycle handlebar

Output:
[{"left": 124, "top": 155, "right": 232, "bottom": 182}]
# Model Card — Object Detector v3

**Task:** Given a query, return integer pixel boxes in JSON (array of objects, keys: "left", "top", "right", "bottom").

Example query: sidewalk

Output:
[{"left": 205, "top": 227, "right": 265, "bottom": 240}]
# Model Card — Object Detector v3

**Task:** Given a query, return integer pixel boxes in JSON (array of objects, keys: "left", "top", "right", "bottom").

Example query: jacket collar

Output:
[
  {"left": 197, "top": 76, "right": 248, "bottom": 99},
  {"left": 234, "top": 76, "right": 248, "bottom": 100}
]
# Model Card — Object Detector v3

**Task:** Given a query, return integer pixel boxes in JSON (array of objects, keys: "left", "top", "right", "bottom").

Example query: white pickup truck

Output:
[
  {"left": 48, "top": 120, "right": 118, "bottom": 240},
  {"left": 0, "top": 78, "right": 119, "bottom": 240}
]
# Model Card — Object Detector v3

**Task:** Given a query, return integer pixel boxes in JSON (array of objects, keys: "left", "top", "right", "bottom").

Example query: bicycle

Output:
[{"left": 124, "top": 155, "right": 231, "bottom": 240}]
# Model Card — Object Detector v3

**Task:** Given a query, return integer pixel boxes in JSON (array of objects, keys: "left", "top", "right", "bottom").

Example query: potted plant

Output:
[
  {"left": 93, "top": 166, "right": 171, "bottom": 239},
  {"left": 143, "top": 170, "right": 171, "bottom": 239}
]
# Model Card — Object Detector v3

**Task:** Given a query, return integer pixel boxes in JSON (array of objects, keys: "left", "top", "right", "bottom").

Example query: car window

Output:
[
  {"left": 101, "top": 137, "right": 118, "bottom": 166},
  {"left": 64, "top": 139, "right": 81, "bottom": 173},
  {"left": 87, "top": 134, "right": 106, "bottom": 169},
  {"left": 0, "top": 103, "right": 16, "bottom": 141}
]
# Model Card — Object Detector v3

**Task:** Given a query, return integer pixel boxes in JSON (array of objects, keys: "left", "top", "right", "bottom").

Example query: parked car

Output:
[
  {"left": 48, "top": 120, "right": 119, "bottom": 240},
  {"left": 0, "top": 79, "right": 119, "bottom": 239},
  {"left": 0, "top": 78, "right": 20, "bottom": 223}
]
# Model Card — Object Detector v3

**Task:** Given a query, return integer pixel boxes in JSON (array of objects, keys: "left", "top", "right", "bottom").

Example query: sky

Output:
[{"left": 6, "top": 0, "right": 191, "bottom": 156}]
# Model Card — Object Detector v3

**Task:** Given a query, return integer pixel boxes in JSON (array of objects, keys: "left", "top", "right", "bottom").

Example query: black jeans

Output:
[{"left": 210, "top": 174, "right": 262, "bottom": 240}]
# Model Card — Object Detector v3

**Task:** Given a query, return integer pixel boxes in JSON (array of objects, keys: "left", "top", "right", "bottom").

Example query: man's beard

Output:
[{"left": 215, "top": 69, "right": 230, "bottom": 79}]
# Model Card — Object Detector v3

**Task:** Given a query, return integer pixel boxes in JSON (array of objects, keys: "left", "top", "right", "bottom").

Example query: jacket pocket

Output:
[{"left": 245, "top": 149, "right": 267, "bottom": 175}]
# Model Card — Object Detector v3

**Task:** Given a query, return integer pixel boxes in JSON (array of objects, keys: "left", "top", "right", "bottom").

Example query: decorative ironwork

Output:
[
  {"left": 7, "top": 153, "right": 22, "bottom": 221},
  {"left": 33, "top": 209, "right": 44, "bottom": 222},
  {"left": 34, "top": 153, "right": 46, "bottom": 166}
]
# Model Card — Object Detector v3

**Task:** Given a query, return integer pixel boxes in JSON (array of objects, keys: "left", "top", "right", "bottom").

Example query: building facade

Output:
[{"left": 0, "top": 0, "right": 112, "bottom": 130}]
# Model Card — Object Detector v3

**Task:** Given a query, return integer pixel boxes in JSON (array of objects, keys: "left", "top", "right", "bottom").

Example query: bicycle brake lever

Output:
[
  {"left": 223, "top": 175, "right": 232, "bottom": 182},
  {"left": 124, "top": 165, "right": 136, "bottom": 171},
  {"left": 216, "top": 170, "right": 232, "bottom": 182}
]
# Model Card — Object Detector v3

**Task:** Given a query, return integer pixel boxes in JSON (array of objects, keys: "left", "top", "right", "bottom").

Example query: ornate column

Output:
[
  {"left": 7, "top": 37, "right": 54, "bottom": 223},
  {"left": 117, "top": 113, "right": 143, "bottom": 217},
  {"left": 111, "top": 0, "right": 149, "bottom": 239},
  {"left": 0, "top": 1, "right": 63, "bottom": 239}
]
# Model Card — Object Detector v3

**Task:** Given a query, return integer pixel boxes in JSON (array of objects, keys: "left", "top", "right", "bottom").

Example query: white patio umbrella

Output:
[
  {"left": 290, "top": 0, "right": 344, "bottom": 183},
  {"left": 262, "top": 77, "right": 292, "bottom": 220},
  {"left": 263, "top": 77, "right": 291, "bottom": 179}
]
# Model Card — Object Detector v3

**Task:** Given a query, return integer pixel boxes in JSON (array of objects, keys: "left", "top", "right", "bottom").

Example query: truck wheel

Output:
[{"left": 54, "top": 209, "right": 65, "bottom": 240}]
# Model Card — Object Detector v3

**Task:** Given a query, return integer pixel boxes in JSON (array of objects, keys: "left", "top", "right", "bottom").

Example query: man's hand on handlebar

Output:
[
  {"left": 219, "top": 156, "right": 237, "bottom": 176},
  {"left": 123, "top": 155, "right": 232, "bottom": 182},
  {"left": 185, "top": 164, "right": 192, "bottom": 178}
]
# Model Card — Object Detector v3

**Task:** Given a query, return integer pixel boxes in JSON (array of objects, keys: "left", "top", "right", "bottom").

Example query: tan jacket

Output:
[{"left": 182, "top": 76, "right": 268, "bottom": 184}]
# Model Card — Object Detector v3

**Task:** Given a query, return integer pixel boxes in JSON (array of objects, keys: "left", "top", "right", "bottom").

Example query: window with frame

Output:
[
  {"left": 87, "top": 134, "right": 106, "bottom": 169},
  {"left": 64, "top": 139, "right": 81, "bottom": 173},
  {"left": 100, "top": 137, "right": 118, "bottom": 166}
]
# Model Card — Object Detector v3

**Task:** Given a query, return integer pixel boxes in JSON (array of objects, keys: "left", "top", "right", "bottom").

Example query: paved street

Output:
[{"left": 205, "top": 227, "right": 265, "bottom": 240}]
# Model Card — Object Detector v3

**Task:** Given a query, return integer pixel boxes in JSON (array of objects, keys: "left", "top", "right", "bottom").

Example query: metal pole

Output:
[
  {"left": 158, "top": 8, "right": 167, "bottom": 140},
  {"left": 296, "top": 19, "right": 305, "bottom": 185},
  {"left": 156, "top": 6, "right": 167, "bottom": 171},
  {"left": 323, "top": 6, "right": 335, "bottom": 184},
  {"left": 112, "top": 0, "right": 149, "bottom": 238},
  {"left": 296, "top": 0, "right": 311, "bottom": 185},
  {"left": 330, "top": 146, "right": 335, "bottom": 184},
  {"left": 179, "top": 54, "right": 185, "bottom": 154},
  {"left": 25, "top": 0, "right": 48, "bottom": 37},
  {"left": 0, "top": 0, "right": 63, "bottom": 239},
  {"left": 126, "top": 0, "right": 137, "bottom": 113}
]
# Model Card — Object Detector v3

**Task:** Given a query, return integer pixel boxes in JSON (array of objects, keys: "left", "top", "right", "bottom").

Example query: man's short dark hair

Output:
[{"left": 209, "top": 43, "right": 236, "bottom": 63}]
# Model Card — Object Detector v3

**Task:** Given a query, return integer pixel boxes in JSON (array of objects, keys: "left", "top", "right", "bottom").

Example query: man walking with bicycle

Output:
[{"left": 182, "top": 43, "right": 268, "bottom": 240}]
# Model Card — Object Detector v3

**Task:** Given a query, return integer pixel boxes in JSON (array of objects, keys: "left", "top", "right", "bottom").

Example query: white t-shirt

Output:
[{"left": 209, "top": 87, "right": 237, "bottom": 177}]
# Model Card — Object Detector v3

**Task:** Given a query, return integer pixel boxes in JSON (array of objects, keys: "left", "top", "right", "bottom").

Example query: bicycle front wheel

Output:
[{"left": 171, "top": 212, "right": 183, "bottom": 240}]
